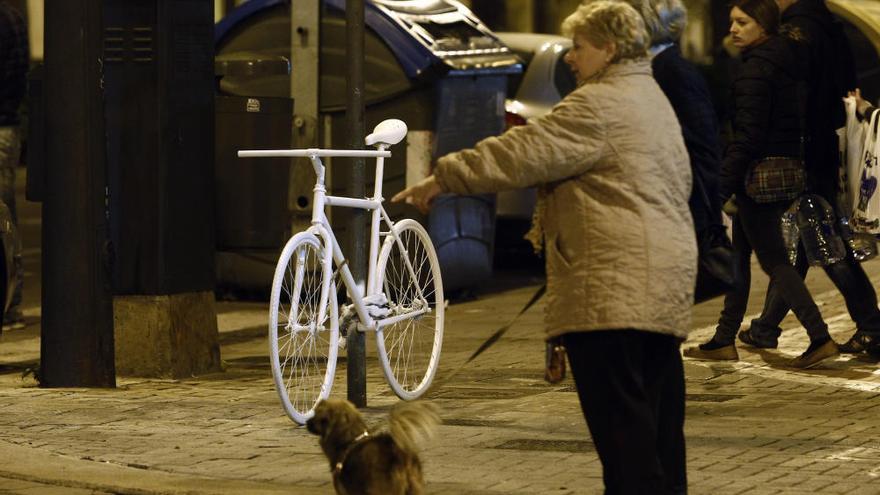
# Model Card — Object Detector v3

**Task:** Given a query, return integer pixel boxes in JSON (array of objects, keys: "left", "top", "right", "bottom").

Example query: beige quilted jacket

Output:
[{"left": 434, "top": 59, "right": 697, "bottom": 340}]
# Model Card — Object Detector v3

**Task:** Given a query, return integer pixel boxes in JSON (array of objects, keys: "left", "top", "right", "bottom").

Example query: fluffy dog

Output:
[{"left": 306, "top": 398, "right": 440, "bottom": 495}]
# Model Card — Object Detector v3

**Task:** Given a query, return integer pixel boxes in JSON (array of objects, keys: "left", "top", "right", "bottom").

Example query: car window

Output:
[{"left": 554, "top": 48, "right": 576, "bottom": 98}]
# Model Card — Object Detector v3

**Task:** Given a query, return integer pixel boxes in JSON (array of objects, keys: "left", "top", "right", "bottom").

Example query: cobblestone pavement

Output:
[{"left": 0, "top": 258, "right": 879, "bottom": 494}]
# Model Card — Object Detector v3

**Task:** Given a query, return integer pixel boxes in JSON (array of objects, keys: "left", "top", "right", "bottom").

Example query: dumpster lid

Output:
[
  {"left": 215, "top": 52, "right": 291, "bottom": 77},
  {"left": 371, "top": 0, "right": 457, "bottom": 16},
  {"left": 216, "top": 0, "right": 521, "bottom": 79},
  {"left": 358, "top": 0, "right": 521, "bottom": 75}
]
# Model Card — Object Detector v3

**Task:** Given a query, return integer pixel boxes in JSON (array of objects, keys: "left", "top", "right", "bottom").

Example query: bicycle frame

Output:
[{"left": 239, "top": 147, "right": 431, "bottom": 332}]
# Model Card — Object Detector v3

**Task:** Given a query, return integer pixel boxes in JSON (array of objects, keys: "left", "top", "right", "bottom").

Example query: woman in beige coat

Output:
[{"left": 394, "top": 2, "right": 696, "bottom": 493}]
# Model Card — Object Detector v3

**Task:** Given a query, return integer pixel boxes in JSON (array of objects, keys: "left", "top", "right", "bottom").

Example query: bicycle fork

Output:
[{"left": 288, "top": 241, "right": 333, "bottom": 336}]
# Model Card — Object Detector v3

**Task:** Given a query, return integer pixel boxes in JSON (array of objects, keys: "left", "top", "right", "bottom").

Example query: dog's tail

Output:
[{"left": 389, "top": 401, "right": 440, "bottom": 453}]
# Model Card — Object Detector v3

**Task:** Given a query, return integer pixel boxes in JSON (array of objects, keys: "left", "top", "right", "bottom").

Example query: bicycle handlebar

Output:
[{"left": 237, "top": 148, "right": 391, "bottom": 158}]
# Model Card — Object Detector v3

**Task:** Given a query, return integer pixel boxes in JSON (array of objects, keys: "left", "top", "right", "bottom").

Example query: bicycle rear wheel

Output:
[
  {"left": 376, "top": 219, "right": 444, "bottom": 400},
  {"left": 269, "top": 232, "right": 339, "bottom": 424}
]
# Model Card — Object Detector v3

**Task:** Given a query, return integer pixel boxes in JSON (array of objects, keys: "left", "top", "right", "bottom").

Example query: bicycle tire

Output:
[
  {"left": 268, "top": 232, "right": 339, "bottom": 424},
  {"left": 375, "top": 219, "right": 444, "bottom": 400}
]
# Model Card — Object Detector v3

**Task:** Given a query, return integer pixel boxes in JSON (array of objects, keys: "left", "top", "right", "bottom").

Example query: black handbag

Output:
[
  {"left": 744, "top": 157, "right": 806, "bottom": 203},
  {"left": 692, "top": 171, "right": 736, "bottom": 303}
]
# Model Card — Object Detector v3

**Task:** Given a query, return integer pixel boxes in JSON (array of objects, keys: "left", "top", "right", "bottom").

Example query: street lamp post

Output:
[{"left": 345, "top": 0, "right": 367, "bottom": 408}]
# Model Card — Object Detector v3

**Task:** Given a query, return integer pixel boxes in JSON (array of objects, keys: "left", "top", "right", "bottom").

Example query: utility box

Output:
[
  {"left": 102, "top": 0, "right": 221, "bottom": 378},
  {"left": 103, "top": 0, "right": 216, "bottom": 295},
  {"left": 27, "top": 0, "right": 221, "bottom": 380}
]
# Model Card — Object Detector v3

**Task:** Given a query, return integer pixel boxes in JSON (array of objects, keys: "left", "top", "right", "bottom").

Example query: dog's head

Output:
[{"left": 306, "top": 399, "right": 368, "bottom": 446}]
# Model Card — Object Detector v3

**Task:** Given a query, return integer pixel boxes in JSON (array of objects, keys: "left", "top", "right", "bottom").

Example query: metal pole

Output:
[
  {"left": 290, "top": 1, "right": 320, "bottom": 235},
  {"left": 345, "top": 0, "right": 367, "bottom": 408},
  {"left": 41, "top": 0, "right": 115, "bottom": 387}
]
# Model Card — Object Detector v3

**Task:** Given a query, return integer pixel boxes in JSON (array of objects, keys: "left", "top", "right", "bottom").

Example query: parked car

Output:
[
  {"left": 489, "top": 33, "right": 573, "bottom": 265},
  {"left": 494, "top": 32, "right": 574, "bottom": 222}
]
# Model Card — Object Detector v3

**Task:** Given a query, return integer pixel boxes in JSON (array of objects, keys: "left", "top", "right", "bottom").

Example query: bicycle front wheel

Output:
[
  {"left": 269, "top": 232, "right": 339, "bottom": 424},
  {"left": 376, "top": 219, "right": 444, "bottom": 400}
]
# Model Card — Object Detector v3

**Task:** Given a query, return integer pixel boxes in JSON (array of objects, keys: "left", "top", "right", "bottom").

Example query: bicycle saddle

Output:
[{"left": 365, "top": 119, "right": 408, "bottom": 147}]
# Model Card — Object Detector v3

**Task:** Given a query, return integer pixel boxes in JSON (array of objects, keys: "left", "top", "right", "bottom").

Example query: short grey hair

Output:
[
  {"left": 639, "top": 0, "right": 688, "bottom": 44},
  {"left": 562, "top": 1, "right": 650, "bottom": 62},
  {"left": 581, "top": 0, "right": 688, "bottom": 45}
]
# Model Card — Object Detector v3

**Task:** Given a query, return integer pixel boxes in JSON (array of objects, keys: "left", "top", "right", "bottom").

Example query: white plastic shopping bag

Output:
[
  {"left": 853, "top": 108, "right": 880, "bottom": 233},
  {"left": 841, "top": 96, "right": 866, "bottom": 217}
]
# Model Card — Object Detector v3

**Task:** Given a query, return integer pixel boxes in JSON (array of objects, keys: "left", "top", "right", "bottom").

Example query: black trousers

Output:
[
  {"left": 751, "top": 232, "right": 880, "bottom": 338},
  {"left": 564, "top": 330, "right": 686, "bottom": 495},
  {"left": 715, "top": 196, "right": 829, "bottom": 343}
]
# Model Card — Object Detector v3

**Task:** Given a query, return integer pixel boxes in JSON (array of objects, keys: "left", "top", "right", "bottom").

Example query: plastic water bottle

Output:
[
  {"left": 797, "top": 195, "right": 846, "bottom": 266},
  {"left": 780, "top": 203, "right": 800, "bottom": 266},
  {"left": 838, "top": 214, "right": 878, "bottom": 262},
  {"left": 853, "top": 233, "right": 878, "bottom": 262}
]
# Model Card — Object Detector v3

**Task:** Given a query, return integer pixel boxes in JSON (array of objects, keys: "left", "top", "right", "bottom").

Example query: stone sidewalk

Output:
[{"left": 0, "top": 260, "right": 879, "bottom": 494}]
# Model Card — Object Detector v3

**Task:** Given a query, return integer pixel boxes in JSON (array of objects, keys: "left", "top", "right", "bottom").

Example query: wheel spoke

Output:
[
  {"left": 377, "top": 222, "right": 443, "bottom": 398},
  {"left": 269, "top": 236, "right": 338, "bottom": 423}
]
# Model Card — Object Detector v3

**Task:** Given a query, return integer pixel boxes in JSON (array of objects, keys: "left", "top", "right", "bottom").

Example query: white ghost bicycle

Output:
[{"left": 238, "top": 119, "right": 444, "bottom": 425}]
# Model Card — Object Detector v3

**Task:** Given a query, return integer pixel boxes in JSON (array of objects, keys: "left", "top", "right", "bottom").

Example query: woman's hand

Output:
[
  {"left": 390, "top": 175, "right": 444, "bottom": 214},
  {"left": 848, "top": 88, "right": 871, "bottom": 118}
]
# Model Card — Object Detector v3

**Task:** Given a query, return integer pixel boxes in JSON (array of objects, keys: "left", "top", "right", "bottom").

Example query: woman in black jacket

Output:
[{"left": 684, "top": 0, "right": 838, "bottom": 368}]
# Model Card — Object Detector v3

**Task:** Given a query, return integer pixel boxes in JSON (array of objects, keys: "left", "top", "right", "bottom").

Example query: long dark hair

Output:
[{"left": 730, "top": 0, "right": 780, "bottom": 36}]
